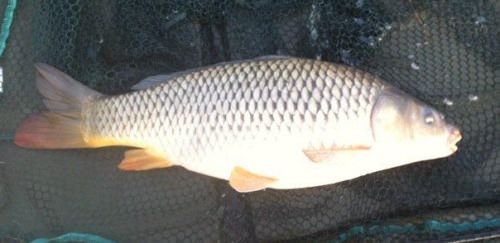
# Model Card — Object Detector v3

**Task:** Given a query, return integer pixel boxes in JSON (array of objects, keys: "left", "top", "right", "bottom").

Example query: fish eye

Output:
[
  {"left": 424, "top": 115, "right": 435, "bottom": 125},
  {"left": 422, "top": 107, "right": 436, "bottom": 125}
]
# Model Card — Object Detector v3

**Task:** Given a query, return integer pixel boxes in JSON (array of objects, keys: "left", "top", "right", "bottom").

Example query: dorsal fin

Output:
[
  {"left": 131, "top": 73, "right": 188, "bottom": 90},
  {"left": 131, "top": 55, "right": 291, "bottom": 90}
]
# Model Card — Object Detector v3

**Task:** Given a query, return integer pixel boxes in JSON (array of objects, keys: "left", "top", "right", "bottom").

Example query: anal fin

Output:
[
  {"left": 118, "top": 148, "right": 173, "bottom": 171},
  {"left": 229, "top": 166, "right": 277, "bottom": 193}
]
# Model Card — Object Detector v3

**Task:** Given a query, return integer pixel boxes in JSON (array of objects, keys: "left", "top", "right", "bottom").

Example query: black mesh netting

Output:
[{"left": 0, "top": 1, "right": 499, "bottom": 242}]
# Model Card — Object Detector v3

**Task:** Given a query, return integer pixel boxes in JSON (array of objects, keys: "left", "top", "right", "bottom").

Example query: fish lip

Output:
[{"left": 447, "top": 125, "right": 462, "bottom": 153}]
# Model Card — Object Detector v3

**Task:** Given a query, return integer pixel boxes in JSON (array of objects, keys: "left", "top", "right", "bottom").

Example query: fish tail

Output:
[{"left": 15, "top": 63, "right": 103, "bottom": 149}]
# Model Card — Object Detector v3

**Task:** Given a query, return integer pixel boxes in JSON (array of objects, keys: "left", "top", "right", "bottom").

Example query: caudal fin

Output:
[{"left": 14, "top": 63, "right": 103, "bottom": 149}]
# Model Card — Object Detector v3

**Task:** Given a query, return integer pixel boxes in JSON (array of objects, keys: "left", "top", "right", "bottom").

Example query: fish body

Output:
[{"left": 15, "top": 57, "right": 461, "bottom": 192}]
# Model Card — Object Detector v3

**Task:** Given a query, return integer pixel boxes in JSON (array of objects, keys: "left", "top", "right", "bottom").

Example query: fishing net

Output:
[{"left": 0, "top": 0, "right": 499, "bottom": 242}]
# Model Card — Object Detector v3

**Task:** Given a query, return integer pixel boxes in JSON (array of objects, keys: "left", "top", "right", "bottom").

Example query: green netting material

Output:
[
  {"left": 0, "top": 0, "right": 16, "bottom": 57},
  {"left": 335, "top": 218, "right": 500, "bottom": 242},
  {"left": 31, "top": 232, "right": 115, "bottom": 243}
]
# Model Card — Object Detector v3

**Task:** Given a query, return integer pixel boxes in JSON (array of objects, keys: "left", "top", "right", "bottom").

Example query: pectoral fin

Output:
[
  {"left": 303, "top": 149, "right": 337, "bottom": 163},
  {"left": 303, "top": 146, "right": 371, "bottom": 163},
  {"left": 229, "top": 166, "right": 277, "bottom": 193},
  {"left": 118, "top": 148, "right": 173, "bottom": 171}
]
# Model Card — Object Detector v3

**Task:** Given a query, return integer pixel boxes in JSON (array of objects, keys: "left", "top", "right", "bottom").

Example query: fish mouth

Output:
[{"left": 447, "top": 125, "right": 462, "bottom": 153}]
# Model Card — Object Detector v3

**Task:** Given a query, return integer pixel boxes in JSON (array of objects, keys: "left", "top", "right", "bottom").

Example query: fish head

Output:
[
  {"left": 406, "top": 103, "right": 462, "bottom": 156},
  {"left": 371, "top": 89, "right": 462, "bottom": 162}
]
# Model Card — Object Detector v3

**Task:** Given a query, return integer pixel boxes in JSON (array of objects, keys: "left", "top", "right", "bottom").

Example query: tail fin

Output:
[{"left": 14, "top": 63, "right": 103, "bottom": 149}]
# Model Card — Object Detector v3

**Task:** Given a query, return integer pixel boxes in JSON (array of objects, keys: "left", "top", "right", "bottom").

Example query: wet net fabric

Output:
[{"left": 0, "top": 1, "right": 499, "bottom": 242}]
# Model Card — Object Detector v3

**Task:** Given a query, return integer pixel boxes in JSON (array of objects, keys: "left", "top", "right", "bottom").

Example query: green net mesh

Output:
[{"left": 0, "top": 1, "right": 499, "bottom": 242}]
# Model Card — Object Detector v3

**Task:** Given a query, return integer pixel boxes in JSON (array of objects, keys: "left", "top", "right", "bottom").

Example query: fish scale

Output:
[
  {"left": 15, "top": 58, "right": 461, "bottom": 192},
  {"left": 84, "top": 58, "right": 381, "bottom": 167}
]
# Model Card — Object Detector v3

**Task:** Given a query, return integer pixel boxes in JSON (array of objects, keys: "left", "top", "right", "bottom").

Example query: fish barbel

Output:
[{"left": 15, "top": 57, "right": 461, "bottom": 192}]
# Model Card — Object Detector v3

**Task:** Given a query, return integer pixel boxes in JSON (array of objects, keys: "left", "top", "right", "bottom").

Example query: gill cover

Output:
[{"left": 370, "top": 90, "right": 412, "bottom": 143}]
